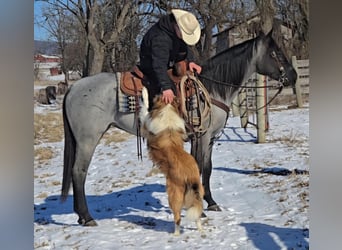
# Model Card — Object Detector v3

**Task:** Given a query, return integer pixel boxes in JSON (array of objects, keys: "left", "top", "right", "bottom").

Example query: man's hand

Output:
[
  {"left": 189, "top": 62, "right": 202, "bottom": 74},
  {"left": 162, "top": 89, "right": 175, "bottom": 104}
]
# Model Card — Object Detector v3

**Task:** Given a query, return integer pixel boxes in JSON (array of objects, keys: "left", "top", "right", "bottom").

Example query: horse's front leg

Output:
[{"left": 191, "top": 137, "right": 222, "bottom": 212}]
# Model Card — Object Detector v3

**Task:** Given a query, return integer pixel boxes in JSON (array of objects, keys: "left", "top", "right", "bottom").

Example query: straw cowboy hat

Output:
[{"left": 171, "top": 9, "right": 201, "bottom": 45}]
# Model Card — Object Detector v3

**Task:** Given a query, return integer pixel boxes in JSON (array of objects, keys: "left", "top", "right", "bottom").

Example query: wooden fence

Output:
[{"left": 231, "top": 56, "right": 309, "bottom": 143}]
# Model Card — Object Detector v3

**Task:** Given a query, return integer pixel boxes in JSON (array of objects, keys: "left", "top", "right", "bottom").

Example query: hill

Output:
[{"left": 34, "top": 40, "right": 59, "bottom": 55}]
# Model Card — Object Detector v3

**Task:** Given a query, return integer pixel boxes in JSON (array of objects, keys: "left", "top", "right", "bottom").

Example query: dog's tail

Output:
[{"left": 184, "top": 182, "right": 204, "bottom": 221}]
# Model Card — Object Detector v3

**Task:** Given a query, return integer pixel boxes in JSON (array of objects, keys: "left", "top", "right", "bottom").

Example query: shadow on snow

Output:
[
  {"left": 240, "top": 222, "right": 309, "bottom": 250},
  {"left": 215, "top": 126, "right": 257, "bottom": 142},
  {"left": 214, "top": 166, "right": 309, "bottom": 176},
  {"left": 34, "top": 183, "right": 174, "bottom": 232}
]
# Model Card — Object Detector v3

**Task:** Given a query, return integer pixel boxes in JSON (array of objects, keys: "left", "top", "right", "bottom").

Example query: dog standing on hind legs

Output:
[{"left": 140, "top": 89, "right": 204, "bottom": 235}]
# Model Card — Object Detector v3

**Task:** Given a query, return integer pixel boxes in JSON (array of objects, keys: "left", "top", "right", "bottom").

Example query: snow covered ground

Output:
[{"left": 34, "top": 100, "right": 309, "bottom": 249}]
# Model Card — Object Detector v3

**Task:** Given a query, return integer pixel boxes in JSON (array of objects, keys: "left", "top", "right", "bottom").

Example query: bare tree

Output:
[
  {"left": 37, "top": 0, "right": 145, "bottom": 76},
  {"left": 254, "top": 0, "right": 276, "bottom": 33},
  {"left": 36, "top": 0, "right": 309, "bottom": 77},
  {"left": 188, "top": 0, "right": 257, "bottom": 61},
  {"left": 278, "top": 0, "right": 309, "bottom": 58},
  {"left": 40, "top": 4, "right": 83, "bottom": 82},
  {"left": 141, "top": 1, "right": 255, "bottom": 61},
  {"left": 34, "top": 62, "right": 40, "bottom": 81}
]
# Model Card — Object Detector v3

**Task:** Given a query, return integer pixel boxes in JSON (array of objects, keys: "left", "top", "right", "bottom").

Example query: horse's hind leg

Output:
[{"left": 72, "top": 141, "right": 100, "bottom": 226}]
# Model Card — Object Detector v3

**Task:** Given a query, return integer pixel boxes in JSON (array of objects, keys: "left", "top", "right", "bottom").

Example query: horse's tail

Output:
[{"left": 61, "top": 89, "right": 76, "bottom": 202}]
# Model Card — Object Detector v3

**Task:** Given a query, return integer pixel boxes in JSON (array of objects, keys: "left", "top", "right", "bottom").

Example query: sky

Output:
[
  {"left": 34, "top": 95, "right": 309, "bottom": 249},
  {"left": 34, "top": 1, "right": 50, "bottom": 41},
  {"left": 33, "top": 2, "right": 219, "bottom": 42}
]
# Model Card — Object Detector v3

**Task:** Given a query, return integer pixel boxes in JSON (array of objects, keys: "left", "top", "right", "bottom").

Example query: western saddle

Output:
[{"left": 120, "top": 60, "right": 211, "bottom": 135}]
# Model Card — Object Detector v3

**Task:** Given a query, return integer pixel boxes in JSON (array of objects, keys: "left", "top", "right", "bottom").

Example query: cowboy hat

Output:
[{"left": 171, "top": 9, "right": 201, "bottom": 45}]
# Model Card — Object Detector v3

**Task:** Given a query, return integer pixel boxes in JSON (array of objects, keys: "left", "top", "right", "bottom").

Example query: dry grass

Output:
[
  {"left": 268, "top": 131, "right": 306, "bottom": 147},
  {"left": 34, "top": 111, "right": 132, "bottom": 163},
  {"left": 269, "top": 93, "right": 309, "bottom": 106},
  {"left": 34, "top": 112, "right": 64, "bottom": 144},
  {"left": 34, "top": 80, "right": 56, "bottom": 87},
  {"left": 34, "top": 112, "right": 63, "bottom": 162},
  {"left": 101, "top": 127, "right": 133, "bottom": 145},
  {"left": 35, "top": 147, "right": 54, "bottom": 162},
  {"left": 34, "top": 80, "right": 76, "bottom": 86}
]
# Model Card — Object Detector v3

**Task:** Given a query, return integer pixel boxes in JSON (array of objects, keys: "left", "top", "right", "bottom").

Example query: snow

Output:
[
  {"left": 34, "top": 100, "right": 309, "bottom": 249},
  {"left": 47, "top": 74, "right": 66, "bottom": 81}
]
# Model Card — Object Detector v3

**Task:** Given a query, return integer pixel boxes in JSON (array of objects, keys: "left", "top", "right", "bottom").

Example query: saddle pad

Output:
[
  {"left": 118, "top": 86, "right": 140, "bottom": 113},
  {"left": 117, "top": 72, "right": 140, "bottom": 113}
]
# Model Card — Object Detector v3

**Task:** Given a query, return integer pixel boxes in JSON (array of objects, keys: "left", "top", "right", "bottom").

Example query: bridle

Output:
[
  {"left": 270, "top": 50, "right": 288, "bottom": 87},
  {"left": 196, "top": 49, "right": 290, "bottom": 114},
  {"left": 198, "top": 50, "right": 288, "bottom": 89}
]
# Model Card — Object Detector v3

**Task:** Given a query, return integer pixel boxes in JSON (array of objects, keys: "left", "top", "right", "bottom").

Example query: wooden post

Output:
[
  {"left": 256, "top": 74, "right": 266, "bottom": 143},
  {"left": 231, "top": 95, "right": 240, "bottom": 117},
  {"left": 238, "top": 89, "right": 248, "bottom": 128},
  {"left": 292, "top": 56, "right": 303, "bottom": 108}
]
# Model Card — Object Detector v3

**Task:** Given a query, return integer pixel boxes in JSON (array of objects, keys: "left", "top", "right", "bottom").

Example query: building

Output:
[{"left": 34, "top": 54, "right": 62, "bottom": 80}]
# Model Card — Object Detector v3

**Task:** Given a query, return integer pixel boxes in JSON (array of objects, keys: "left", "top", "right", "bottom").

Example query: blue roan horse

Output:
[{"left": 61, "top": 30, "right": 297, "bottom": 226}]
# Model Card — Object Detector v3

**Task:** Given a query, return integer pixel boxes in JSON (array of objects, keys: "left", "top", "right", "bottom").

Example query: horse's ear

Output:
[
  {"left": 259, "top": 29, "right": 272, "bottom": 40},
  {"left": 259, "top": 28, "right": 273, "bottom": 44},
  {"left": 266, "top": 28, "right": 274, "bottom": 37},
  {"left": 259, "top": 29, "right": 266, "bottom": 38}
]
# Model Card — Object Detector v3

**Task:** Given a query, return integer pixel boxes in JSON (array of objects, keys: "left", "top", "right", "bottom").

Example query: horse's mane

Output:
[{"left": 200, "top": 36, "right": 258, "bottom": 101}]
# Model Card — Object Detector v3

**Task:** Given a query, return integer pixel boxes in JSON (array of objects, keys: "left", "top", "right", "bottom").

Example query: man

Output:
[{"left": 139, "top": 9, "right": 202, "bottom": 110}]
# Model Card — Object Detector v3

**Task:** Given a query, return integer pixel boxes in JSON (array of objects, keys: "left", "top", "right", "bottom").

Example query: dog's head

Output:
[
  {"left": 150, "top": 95, "right": 180, "bottom": 115},
  {"left": 141, "top": 95, "right": 186, "bottom": 139}
]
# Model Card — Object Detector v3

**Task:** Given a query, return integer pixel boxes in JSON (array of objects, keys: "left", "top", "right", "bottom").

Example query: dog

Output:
[{"left": 140, "top": 88, "right": 204, "bottom": 235}]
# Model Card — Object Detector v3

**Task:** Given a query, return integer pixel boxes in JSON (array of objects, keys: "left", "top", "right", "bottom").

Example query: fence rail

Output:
[{"left": 268, "top": 57, "right": 310, "bottom": 99}]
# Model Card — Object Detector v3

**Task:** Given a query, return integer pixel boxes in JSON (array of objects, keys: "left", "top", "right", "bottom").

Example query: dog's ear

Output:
[
  {"left": 176, "top": 128, "right": 187, "bottom": 138},
  {"left": 152, "top": 95, "right": 163, "bottom": 109},
  {"left": 172, "top": 97, "right": 180, "bottom": 109}
]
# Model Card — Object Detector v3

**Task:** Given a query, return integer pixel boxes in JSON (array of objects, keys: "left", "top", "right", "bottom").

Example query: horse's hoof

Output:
[
  {"left": 201, "top": 212, "right": 207, "bottom": 218},
  {"left": 84, "top": 220, "right": 98, "bottom": 226},
  {"left": 78, "top": 218, "right": 98, "bottom": 226},
  {"left": 207, "top": 204, "right": 222, "bottom": 211}
]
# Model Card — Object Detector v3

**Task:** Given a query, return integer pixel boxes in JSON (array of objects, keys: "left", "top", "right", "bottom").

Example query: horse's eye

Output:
[{"left": 271, "top": 51, "right": 276, "bottom": 58}]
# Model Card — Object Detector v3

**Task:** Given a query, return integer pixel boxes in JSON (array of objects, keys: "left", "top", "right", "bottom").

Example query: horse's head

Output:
[{"left": 255, "top": 29, "right": 297, "bottom": 87}]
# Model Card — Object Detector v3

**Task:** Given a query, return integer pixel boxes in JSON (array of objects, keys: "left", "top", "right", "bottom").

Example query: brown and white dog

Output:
[{"left": 140, "top": 88, "right": 204, "bottom": 235}]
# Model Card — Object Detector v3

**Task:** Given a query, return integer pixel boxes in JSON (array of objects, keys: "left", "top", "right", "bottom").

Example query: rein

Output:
[
  {"left": 179, "top": 74, "right": 230, "bottom": 135},
  {"left": 197, "top": 56, "right": 286, "bottom": 113},
  {"left": 199, "top": 73, "right": 283, "bottom": 112},
  {"left": 198, "top": 73, "right": 283, "bottom": 89},
  {"left": 179, "top": 73, "right": 212, "bottom": 135}
]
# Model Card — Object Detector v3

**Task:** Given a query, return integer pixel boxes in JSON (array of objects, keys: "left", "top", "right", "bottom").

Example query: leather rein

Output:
[{"left": 197, "top": 49, "right": 288, "bottom": 113}]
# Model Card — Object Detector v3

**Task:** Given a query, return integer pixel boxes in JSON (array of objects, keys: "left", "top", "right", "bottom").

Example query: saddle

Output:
[
  {"left": 120, "top": 61, "right": 211, "bottom": 134},
  {"left": 120, "top": 61, "right": 189, "bottom": 96},
  {"left": 120, "top": 66, "right": 145, "bottom": 96}
]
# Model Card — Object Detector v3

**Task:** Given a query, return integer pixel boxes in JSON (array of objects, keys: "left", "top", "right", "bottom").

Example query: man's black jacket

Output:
[{"left": 139, "top": 14, "right": 194, "bottom": 93}]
